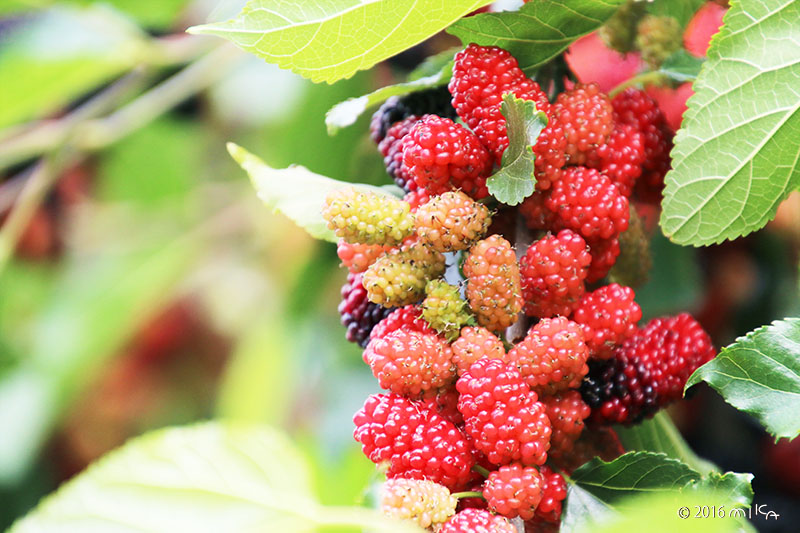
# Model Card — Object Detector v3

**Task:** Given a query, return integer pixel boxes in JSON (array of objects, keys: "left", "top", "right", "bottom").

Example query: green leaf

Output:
[
  {"left": 447, "top": 0, "right": 625, "bottom": 74},
  {"left": 660, "top": 0, "right": 800, "bottom": 245},
  {"left": 646, "top": 0, "right": 705, "bottom": 28},
  {"left": 685, "top": 472, "right": 754, "bottom": 509},
  {"left": 9, "top": 422, "right": 424, "bottom": 533},
  {"left": 584, "top": 491, "right": 745, "bottom": 533},
  {"left": 572, "top": 451, "right": 700, "bottom": 505},
  {"left": 0, "top": 5, "right": 146, "bottom": 129},
  {"left": 615, "top": 412, "right": 718, "bottom": 474},
  {"left": 486, "top": 94, "right": 548, "bottom": 205},
  {"left": 660, "top": 50, "right": 705, "bottom": 83},
  {"left": 686, "top": 317, "right": 800, "bottom": 440},
  {"left": 325, "top": 66, "right": 451, "bottom": 134},
  {"left": 565, "top": 455, "right": 753, "bottom": 532},
  {"left": 188, "top": 0, "right": 492, "bottom": 84},
  {"left": 8, "top": 423, "right": 317, "bottom": 533},
  {"left": 229, "top": 142, "right": 399, "bottom": 243}
]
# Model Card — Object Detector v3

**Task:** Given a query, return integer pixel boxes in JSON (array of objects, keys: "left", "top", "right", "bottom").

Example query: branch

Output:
[{"left": 0, "top": 44, "right": 243, "bottom": 274}]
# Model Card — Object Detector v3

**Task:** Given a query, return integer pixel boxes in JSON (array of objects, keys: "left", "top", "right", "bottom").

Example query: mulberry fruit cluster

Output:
[{"left": 324, "top": 41, "right": 714, "bottom": 531}]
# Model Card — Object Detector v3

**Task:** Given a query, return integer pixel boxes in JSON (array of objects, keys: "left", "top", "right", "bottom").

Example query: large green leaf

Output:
[
  {"left": 0, "top": 5, "right": 145, "bottom": 129},
  {"left": 9, "top": 423, "right": 424, "bottom": 533},
  {"left": 487, "top": 94, "right": 548, "bottom": 205},
  {"left": 615, "top": 412, "right": 717, "bottom": 474},
  {"left": 188, "top": 0, "right": 492, "bottom": 84},
  {"left": 685, "top": 472, "right": 754, "bottom": 509},
  {"left": 660, "top": 0, "right": 800, "bottom": 245},
  {"left": 583, "top": 491, "right": 746, "bottom": 533},
  {"left": 566, "top": 452, "right": 754, "bottom": 532},
  {"left": 572, "top": 452, "right": 701, "bottom": 505},
  {"left": 447, "top": 0, "right": 625, "bottom": 73},
  {"left": 229, "top": 142, "right": 400, "bottom": 243},
  {"left": 9, "top": 423, "right": 317, "bottom": 533},
  {"left": 686, "top": 318, "right": 800, "bottom": 440}
]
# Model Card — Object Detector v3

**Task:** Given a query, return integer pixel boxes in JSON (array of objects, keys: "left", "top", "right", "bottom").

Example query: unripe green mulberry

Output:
[
  {"left": 422, "top": 280, "right": 472, "bottom": 341},
  {"left": 463, "top": 235, "right": 523, "bottom": 332},
  {"left": 599, "top": 0, "right": 647, "bottom": 54},
  {"left": 363, "top": 244, "right": 446, "bottom": 307},
  {"left": 322, "top": 187, "right": 414, "bottom": 246},
  {"left": 415, "top": 191, "right": 492, "bottom": 252},
  {"left": 609, "top": 204, "right": 652, "bottom": 288},
  {"left": 636, "top": 15, "right": 682, "bottom": 69},
  {"left": 380, "top": 478, "right": 458, "bottom": 529}
]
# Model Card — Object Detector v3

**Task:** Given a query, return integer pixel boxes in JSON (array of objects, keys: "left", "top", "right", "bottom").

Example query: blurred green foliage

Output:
[{"left": 0, "top": 1, "right": 381, "bottom": 527}]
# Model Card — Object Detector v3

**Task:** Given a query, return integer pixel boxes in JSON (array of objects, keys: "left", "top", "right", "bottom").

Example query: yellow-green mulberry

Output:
[
  {"left": 636, "top": 15, "right": 682, "bottom": 69},
  {"left": 422, "top": 280, "right": 473, "bottom": 341},
  {"left": 363, "top": 243, "right": 445, "bottom": 307},
  {"left": 598, "top": 0, "right": 647, "bottom": 54},
  {"left": 322, "top": 187, "right": 414, "bottom": 246}
]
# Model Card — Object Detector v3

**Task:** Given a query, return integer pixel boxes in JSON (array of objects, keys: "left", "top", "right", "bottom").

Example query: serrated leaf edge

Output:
[
  {"left": 189, "top": 0, "right": 491, "bottom": 84},
  {"left": 660, "top": 0, "right": 800, "bottom": 246}
]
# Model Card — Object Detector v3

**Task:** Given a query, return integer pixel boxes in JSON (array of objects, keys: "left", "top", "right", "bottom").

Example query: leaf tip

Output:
[
  {"left": 226, "top": 142, "right": 246, "bottom": 163},
  {"left": 185, "top": 23, "right": 213, "bottom": 36},
  {"left": 325, "top": 96, "right": 368, "bottom": 135}
]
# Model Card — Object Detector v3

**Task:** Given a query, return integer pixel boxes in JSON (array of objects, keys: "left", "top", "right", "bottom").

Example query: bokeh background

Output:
[{"left": 0, "top": 1, "right": 797, "bottom": 532}]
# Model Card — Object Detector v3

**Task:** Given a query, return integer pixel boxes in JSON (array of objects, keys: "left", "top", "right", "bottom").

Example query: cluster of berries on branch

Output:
[{"left": 321, "top": 42, "right": 715, "bottom": 532}]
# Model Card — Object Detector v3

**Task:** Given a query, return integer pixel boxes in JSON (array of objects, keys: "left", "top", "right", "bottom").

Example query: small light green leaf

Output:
[
  {"left": 408, "top": 47, "right": 460, "bottom": 81},
  {"left": 229, "top": 143, "right": 398, "bottom": 243},
  {"left": 660, "top": 50, "right": 705, "bottom": 83},
  {"left": 572, "top": 452, "right": 700, "bottom": 505},
  {"left": 188, "top": 0, "right": 492, "bottom": 84},
  {"left": 660, "top": 0, "right": 800, "bottom": 245},
  {"left": 487, "top": 94, "right": 547, "bottom": 205},
  {"left": 0, "top": 5, "right": 146, "bottom": 129},
  {"left": 325, "top": 66, "right": 451, "bottom": 134},
  {"left": 615, "top": 412, "right": 718, "bottom": 474},
  {"left": 686, "top": 318, "right": 800, "bottom": 440},
  {"left": 447, "top": 0, "right": 625, "bottom": 73}
]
